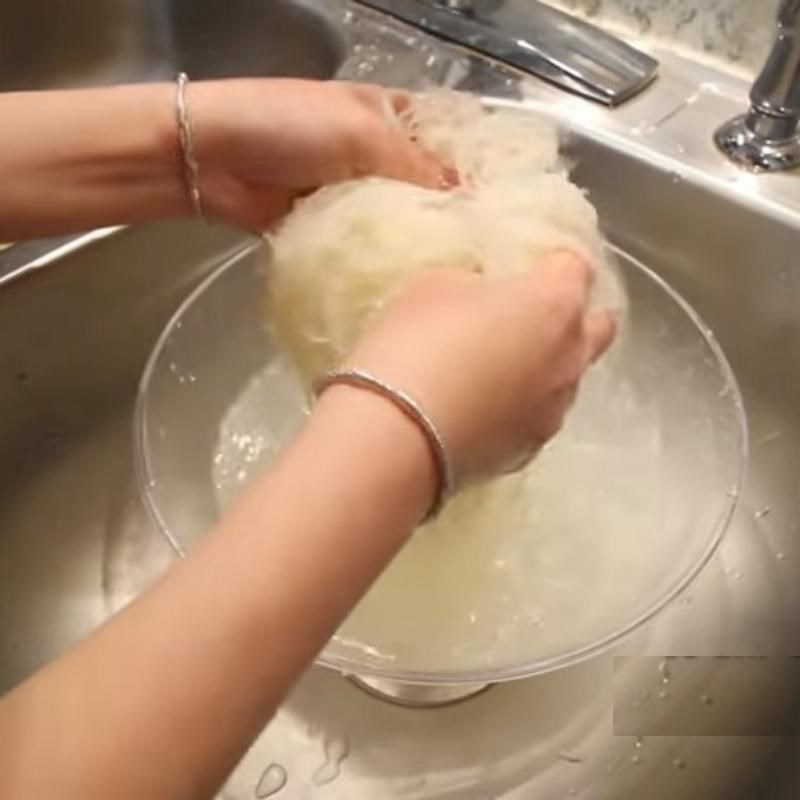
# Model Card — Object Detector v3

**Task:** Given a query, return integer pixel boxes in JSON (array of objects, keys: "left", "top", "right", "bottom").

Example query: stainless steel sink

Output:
[
  {"left": 0, "top": 0, "right": 344, "bottom": 91},
  {"left": 1, "top": 3, "right": 798, "bottom": 799}
]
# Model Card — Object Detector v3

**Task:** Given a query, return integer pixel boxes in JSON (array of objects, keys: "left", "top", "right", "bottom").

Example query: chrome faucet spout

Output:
[{"left": 355, "top": 0, "right": 658, "bottom": 107}]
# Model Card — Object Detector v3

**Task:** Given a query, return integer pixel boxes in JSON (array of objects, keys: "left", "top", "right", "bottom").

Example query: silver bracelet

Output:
[
  {"left": 175, "top": 72, "right": 205, "bottom": 219},
  {"left": 315, "top": 368, "right": 456, "bottom": 523}
]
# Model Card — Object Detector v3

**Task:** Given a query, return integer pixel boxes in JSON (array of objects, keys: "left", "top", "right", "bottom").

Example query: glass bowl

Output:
[{"left": 135, "top": 239, "right": 747, "bottom": 688}]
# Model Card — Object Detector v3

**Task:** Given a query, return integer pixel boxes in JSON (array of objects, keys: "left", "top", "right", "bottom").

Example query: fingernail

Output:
[{"left": 438, "top": 165, "right": 460, "bottom": 189}]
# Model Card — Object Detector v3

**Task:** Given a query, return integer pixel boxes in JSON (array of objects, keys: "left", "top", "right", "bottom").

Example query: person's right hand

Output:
[{"left": 343, "top": 251, "right": 617, "bottom": 485}]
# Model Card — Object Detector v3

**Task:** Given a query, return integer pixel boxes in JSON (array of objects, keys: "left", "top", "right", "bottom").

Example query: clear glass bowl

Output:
[{"left": 135, "top": 240, "right": 747, "bottom": 685}]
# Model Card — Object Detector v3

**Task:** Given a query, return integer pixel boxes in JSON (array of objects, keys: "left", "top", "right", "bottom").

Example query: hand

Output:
[
  {"left": 343, "top": 251, "right": 617, "bottom": 484},
  {"left": 190, "top": 79, "right": 449, "bottom": 230}
]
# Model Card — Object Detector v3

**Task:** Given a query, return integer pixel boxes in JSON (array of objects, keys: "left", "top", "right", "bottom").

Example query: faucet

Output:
[
  {"left": 355, "top": 0, "right": 659, "bottom": 106},
  {"left": 715, "top": 0, "right": 800, "bottom": 172}
]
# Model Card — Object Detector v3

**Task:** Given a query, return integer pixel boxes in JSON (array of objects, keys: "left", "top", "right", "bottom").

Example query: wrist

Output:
[
  {"left": 88, "top": 82, "right": 191, "bottom": 222},
  {"left": 310, "top": 383, "right": 438, "bottom": 527},
  {"left": 186, "top": 80, "right": 250, "bottom": 225}
]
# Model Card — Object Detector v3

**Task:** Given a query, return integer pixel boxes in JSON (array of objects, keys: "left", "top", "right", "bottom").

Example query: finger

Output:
[
  {"left": 375, "top": 133, "right": 454, "bottom": 190},
  {"left": 584, "top": 308, "right": 617, "bottom": 364},
  {"left": 440, "top": 164, "right": 461, "bottom": 188},
  {"left": 385, "top": 94, "right": 460, "bottom": 187},
  {"left": 342, "top": 81, "right": 385, "bottom": 106},
  {"left": 399, "top": 267, "right": 481, "bottom": 302},
  {"left": 530, "top": 251, "right": 594, "bottom": 322},
  {"left": 345, "top": 86, "right": 457, "bottom": 189},
  {"left": 538, "top": 250, "right": 595, "bottom": 291},
  {"left": 386, "top": 89, "right": 417, "bottom": 118},
  {"left": 347, "top": 84, "right": 414, "bottom": 118}
]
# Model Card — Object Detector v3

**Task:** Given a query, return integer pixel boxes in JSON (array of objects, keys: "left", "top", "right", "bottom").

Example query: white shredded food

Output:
[{"left": 267, "top": 92, "right": 625, "bottom": 385}]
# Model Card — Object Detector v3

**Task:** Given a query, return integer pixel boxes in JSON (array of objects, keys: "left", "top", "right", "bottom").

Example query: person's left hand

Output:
[{"left": 190, "top": 78, "right": 450, "bottom": 230}]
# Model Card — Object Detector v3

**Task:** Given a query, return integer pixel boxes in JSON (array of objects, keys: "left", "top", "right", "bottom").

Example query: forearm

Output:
[
  {"left": 0, "top": 385, "right": 433, "bottom": 799},
  {"left": 0, "top": 84, "right": 188, "bottom": 240}
]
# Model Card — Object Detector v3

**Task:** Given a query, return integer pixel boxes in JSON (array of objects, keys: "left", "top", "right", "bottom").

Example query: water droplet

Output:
[
  {"left": 658, "top": 659, "right": 671, "bottom": 684},
  {"left": 558, "top": 751, "right": 583, "bottom": 764},
  {"left": 312, "top": 735, "right": 350, "bottom": 786},
  {"left": 670, "top": 171, "right": 682, "bottom": 184},
  {"left": 755, "top": 506, "right": 772, "bottom": 519},
  {"left": 776, "top": 552, "right": 786, "bottom": 561},
  {"left": 632, "top": 754, "right": 643, "bottom": 765},
  {"left": 673, "top": 757, "right": 687, "bottom": 770},
  {"left": 255, "top": 763, "right": 287, "bottom": 798},
  {"left": 635, "top": 736, "right": 644, "bottom": 749},
  {"left": 700, "top": 694, "right": 713, "bottom": 705},
  {"left": 658, "top": 690, "right": 669, "bottom": 700}
]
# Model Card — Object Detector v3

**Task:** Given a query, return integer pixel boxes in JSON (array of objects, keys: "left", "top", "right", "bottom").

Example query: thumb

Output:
[{"left": 584, "top": 309, "right": 617, "bottom": 365}]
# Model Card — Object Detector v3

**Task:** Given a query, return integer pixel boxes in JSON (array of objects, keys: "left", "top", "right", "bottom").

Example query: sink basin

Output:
[
  {"left": 0, "top": 0, "right": 344, "bottom": 91},
  {"left": 1, "top": 5, "right": 798, "bottom": 799}
]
